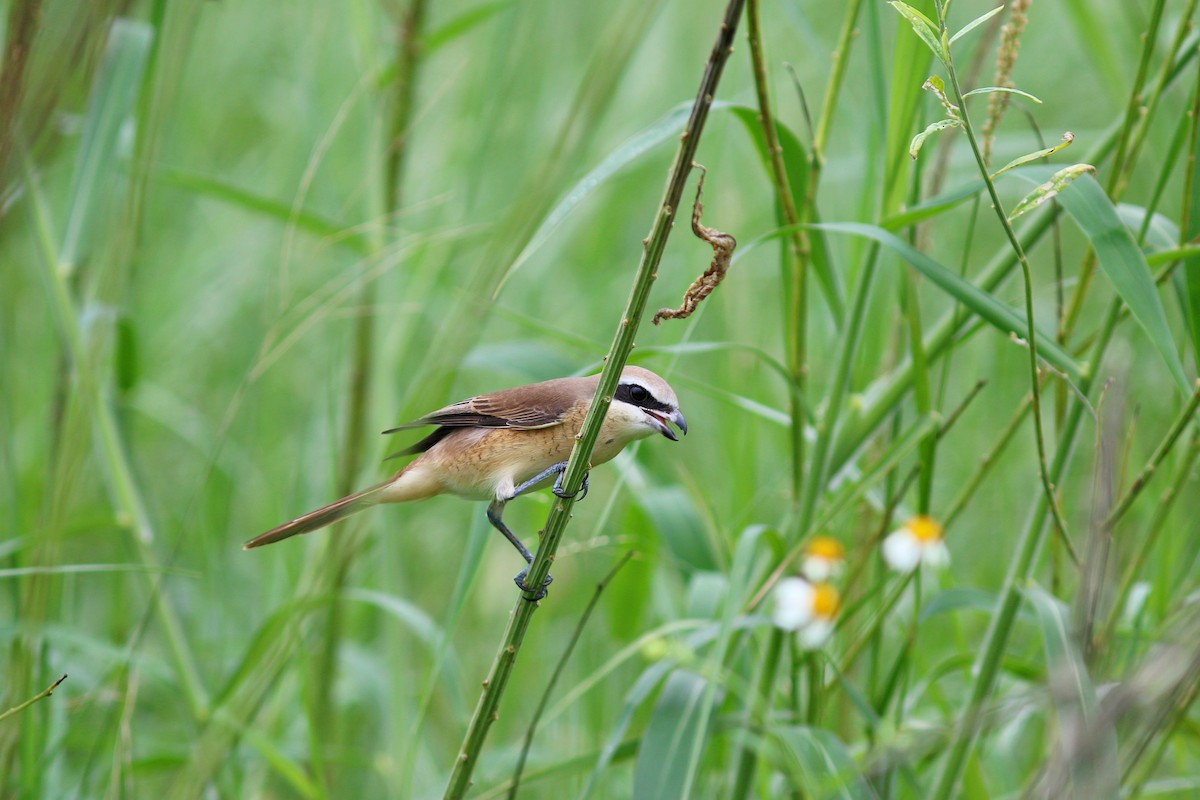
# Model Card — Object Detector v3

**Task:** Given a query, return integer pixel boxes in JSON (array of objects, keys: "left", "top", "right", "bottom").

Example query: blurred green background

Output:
[{"left": 3, "top": 0, "right": 1199, "bottom": 797}]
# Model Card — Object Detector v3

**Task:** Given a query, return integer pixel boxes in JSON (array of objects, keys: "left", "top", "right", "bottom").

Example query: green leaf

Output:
[
  {"left": 423, "top": 0, "right": 513, "bottom": 54},
  {"left": 159, "top": 169, "right": 371, "bottom": 254},
  {"left": 1007, "top": 163, "right": 1094, "bottom": 220},
  {"left": 635, "top": 487, "right": 718, "bottom": 574},
  {"left": 1013, "top": 168, "right": 1191, "bottom": 394},
  {"left": 632, "top": 670, "right": 719, "bottom": 800},
  {"left": 881, "top": 178, "right": 986, "bottom": 230},
  {"left": 990, "top": 132, "right": 1075, "bottom": 179},
  {"left": 1184, "top": 112, "right": 1200, "bottom": 371},
  {"left": 727, "top": 105, "right": 846, "bottom": 323},
  {"left": 948, "top": 5, "right": 1004, "bottom": 46},
  {"left": 909, "top": 118, "right": 961, "bottom": 160},
  {"left": 61, "top": 19, "right": 152, "bottom": 273},
  {"left": 962, "top": 85, "right": 1043, "bottom": 104},
  {"left": 769, "top": 725, "right": 872, "bottom": 799},
  {"left": 922, "top": 75, "right": 959, "bottom": 117},
  {"left": 814, "top": 222, "right": 1086, "bottom": 384},
  {"left": 919, "top": 587, "right": 1000, "bottom": 622},
  {"left": 889, "top": 1, "right": 947, "bottom": 64},
  {"left": 1023, "top": 583, "right": 1119, "bottom": 797},
  {"left": 496, "top": 102, "right": 691, "bottom": 295}
]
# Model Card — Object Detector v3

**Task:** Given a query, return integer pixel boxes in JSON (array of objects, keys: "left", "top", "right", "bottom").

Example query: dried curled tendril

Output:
[{"left": 653, "top": 163, "right": 737, "bottom": 325}]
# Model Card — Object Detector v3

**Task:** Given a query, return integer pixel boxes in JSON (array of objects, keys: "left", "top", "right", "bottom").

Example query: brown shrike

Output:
[{"left": 244, "top": 366, "right": 686, "bottom": 596}]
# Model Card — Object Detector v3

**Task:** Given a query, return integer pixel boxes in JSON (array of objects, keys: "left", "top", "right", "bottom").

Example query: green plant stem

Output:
[
  {"left": 746, "top": 0, "right": 807, "bottom": 502},
  {"left": 1061, "top": 0, "right": 1168, "bottom": 339},
  {"left": 0, "top": 675, "right": 66, "bottom": 724},
  {"left": 22, "top": 155, "right": 210, "bottom": 721},
  {"left": 931, "top": 287, "right": 1126, "bottom": 799},
  {"left": 726, "top": 245, "right": 888, "bottom": 764},
  {"left": 1103, "top": 380, "right": 1200, "bottom": 530},
  {"left": 729, "top": 627, "right": 783, "bottom": 799},
  {"left": 943, "top": 391, "right": 1033, "bottom": 527},
  {"left": 1101, "top": 433, "right": 1200, "bottom": 647},
  {"left": 507, "top": 551, "right": 634, "bottom": 799},
  {"left": 442, "top": 2, "right": 747, "bottom": 795},
  {"left": 309, "top": 0, "right": 430, "bottom": 786},
  {"left": 936, "top": 7, "right": 1074, "bottom": 563}
]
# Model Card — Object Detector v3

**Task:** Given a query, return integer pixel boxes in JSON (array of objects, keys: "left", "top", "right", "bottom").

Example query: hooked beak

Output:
[{"left": 646, "top": 408, "right": 688, "bottom": 441}]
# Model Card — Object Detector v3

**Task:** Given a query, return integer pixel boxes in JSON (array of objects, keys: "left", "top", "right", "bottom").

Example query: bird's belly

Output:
[{"left": 432, "top": 427, "right": 577, "bottom": 501}]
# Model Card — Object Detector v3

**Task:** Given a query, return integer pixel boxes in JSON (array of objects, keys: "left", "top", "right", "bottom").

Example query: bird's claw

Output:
[
  {"left": 514, "top": 568, "right": 553, "bottom": 600},
  {"left": 552, "top": 470, "right": 590, "bottom": 502}
]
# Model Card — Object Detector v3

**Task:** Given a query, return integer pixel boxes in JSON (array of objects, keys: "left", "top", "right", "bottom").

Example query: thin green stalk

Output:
[
  {"left": 0, "top": 675, "right": 66, "bottom": 724},
  {"left": 935, "top": 2, "right": 1074, "bottom": 562},
  {"left": 1124, "top": 661, "right": 1200, "bottom": 796},
  {"left": 507, "top": 551, "right": 634, "bottom": 799},
  {"left": 1101, "top": 433, "right": 1200, "bottom": 647},
  {"left": 1061, "top": 0, "right": 1169, "bottom": 338},
  {"left": 309, "top": 0, "right": 430, "bottom": 786},
  {"left": 930, "top": 290, "right": 1125, "bottom": 800},
  {"left": 1114, "top": 0, "right": 1195, "bottom": 198},
  {"left": 1103, "top": 381, "right": 1200, "bottom": 530},
  {"left": 728, "top": 5, "right": 860, "bottom": 790},
  {"left": 729, "top": 627, "right": 784, "bottom": 799},
  {"left": 943, "top": 392, "right": 1034, "bottom": 527},
  {"left": 746, "top": 0, "right": 807, "bottom": 502},
  {"left": 797, "top": 244, "right": 882, "bottom": 535},
  {"left": 442, "top": 2, "right": 747, "bottom": 795},
  {"left": 22, "top": 154, "right": 210, "bottom": 721}
]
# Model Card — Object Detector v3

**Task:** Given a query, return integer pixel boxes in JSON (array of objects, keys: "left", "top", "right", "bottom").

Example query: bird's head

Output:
[{"left": 614, "top": 366, "right": 688, "bottom": 442}]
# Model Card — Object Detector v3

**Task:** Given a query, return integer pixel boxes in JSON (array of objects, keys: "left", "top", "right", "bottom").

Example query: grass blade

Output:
[
  {"left": 814, "top": 222, "right": 1085, "bottom": 384},
  {"left": 1013, "top": 168, "right": 1190, "bottom": 394}
]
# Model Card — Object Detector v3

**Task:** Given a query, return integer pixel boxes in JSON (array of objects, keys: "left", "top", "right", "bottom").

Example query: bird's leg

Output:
[
  {"left": 487, "top": 499, "right": 552, "bottom": 599},
  {"left": 507, "top": 460, "right": 590, "bottom": 503}
]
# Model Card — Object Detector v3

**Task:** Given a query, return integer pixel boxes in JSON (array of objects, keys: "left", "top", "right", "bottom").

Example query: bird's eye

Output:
[{"left": 629, "top": 384, "right": 649, "bottom": 403}]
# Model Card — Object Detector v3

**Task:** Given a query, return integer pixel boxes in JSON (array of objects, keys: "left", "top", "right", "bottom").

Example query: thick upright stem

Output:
[{"left": 442, "top": 2, "right": 747, "bottom": 796}]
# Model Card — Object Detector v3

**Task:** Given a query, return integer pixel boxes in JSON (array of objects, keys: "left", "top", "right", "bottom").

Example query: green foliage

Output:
[{"left": 3, "top": 0, "right": 1200, "bottom": 798}]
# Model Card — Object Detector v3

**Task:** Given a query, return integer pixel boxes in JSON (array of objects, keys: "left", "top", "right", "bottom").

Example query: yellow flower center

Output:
[
  {"left": 812, "top": 583, "right": 840, "bottom": 619},
  {"left": 906, "top": 515, "right": 944, "bottom": 543},
  {"left": 805, "top": 535, "right": 845, "bottom": 560}
]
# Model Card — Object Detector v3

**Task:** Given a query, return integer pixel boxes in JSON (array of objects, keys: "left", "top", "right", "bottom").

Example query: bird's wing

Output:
[{"left": 381, "top": 377, "right": 588, "bottom": 457}]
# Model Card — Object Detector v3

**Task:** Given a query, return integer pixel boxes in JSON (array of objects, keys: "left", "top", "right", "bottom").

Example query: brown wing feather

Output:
[{"left": 383, "top": 375, "right": 594, "bottom": 435}]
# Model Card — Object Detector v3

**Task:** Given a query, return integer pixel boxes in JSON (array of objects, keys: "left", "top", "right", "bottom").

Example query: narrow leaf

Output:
[
  {"left": 159, "top": 168, "right": 370, "bottom": 254},
  {"left": 963, "top": 85, "right": 1043, "bottom": 104},
  {"left": 991, "top": 131, "right": 1074, "bottom": 179},
  {"left": 922, "top": 75, "right": 959, "bottom": 117},
  {"left": 815, "top": 222, "right": 1085, "bottom": 384},
  {"left": 496, "top": 103, "right": 691, "bottom": 294},
  {"left": 1013, "top": 168, "right": 1191, "bottom": 394},
  {"left": 1023, "top": 584, "right": 1119, "bottom": 797},
  {"left": 423, "top": 0, "right": 513, "bottom": 54},
  {"left": 948, "top": 5, "right": 1004, "bottom": 46},
  {"left": 1007, "top": 163, "right": 1094, "bottom": 220},
  {"left": 881, "top": 178, "right": 986, "bottom": 230},
  {"left": 632, "top": 670, "right": 720, "bottom": 800},
  {"left": 889, "top": 1, "right": 947, "bottom": 64},
  {"left": 909, "top": 118, "right": 961, "bottom": 160},
  {"left": 769, "top": 725, "right": 874, "bottom": 799},
  {"left": 728, "top": 105, "right": 846, "bottom": 322},
  {"left": 61, "top": 19, "right": 152, "bottom": 273}
]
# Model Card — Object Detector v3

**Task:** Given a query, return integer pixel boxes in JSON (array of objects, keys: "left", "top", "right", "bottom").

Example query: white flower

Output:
[
  {"left": 772, "top": 577, "right": 840, "bottom": 649},
  {"left": 801, "top": 535, "right": 846, "bottom": 582},
  {"left": 882, "top": 515, "right": 949, "bottom": 572}
]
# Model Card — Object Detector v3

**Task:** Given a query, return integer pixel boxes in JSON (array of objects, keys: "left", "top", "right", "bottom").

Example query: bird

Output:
[{"left": 243, "top": 365, "right": 687, "bottom": 597}]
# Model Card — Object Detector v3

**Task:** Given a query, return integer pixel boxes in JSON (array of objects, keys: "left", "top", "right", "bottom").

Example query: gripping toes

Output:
[
  {"left": 552, "top": 470, "right": 590, "bottom": 502},
  {"left": 514, "top": 568, "right": 553, "bottom": 600}
]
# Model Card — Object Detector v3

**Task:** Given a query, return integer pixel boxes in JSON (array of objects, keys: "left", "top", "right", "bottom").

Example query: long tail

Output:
[{"left": 243, "top": 481, "right": 390, "bottom": 550}]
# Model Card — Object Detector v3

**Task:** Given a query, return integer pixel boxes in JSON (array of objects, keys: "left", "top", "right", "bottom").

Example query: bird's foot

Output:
[
  {"left": 552, "top": 470, "right": 589, "bottom": 502},
  {"left": 514, "top": 568, "right": 553, "bottom": 600}
]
